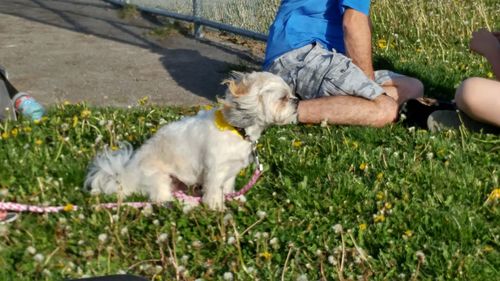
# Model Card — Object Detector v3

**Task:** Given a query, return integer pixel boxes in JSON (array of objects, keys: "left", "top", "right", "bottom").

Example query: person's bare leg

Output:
[
  {"left": 297, "top": 94, "right": 398, "bottom": 127},
  {"left": 455, "top": 77, "right": 500, "bottom": 127},
  {"left": 381, "top": 76, "right": 424, "bottom": 105}
]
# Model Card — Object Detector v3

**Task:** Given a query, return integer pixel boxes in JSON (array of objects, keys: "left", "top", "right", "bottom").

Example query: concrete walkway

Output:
[{"left": 0, "top": 0, "right": 259, "bottom": 107}]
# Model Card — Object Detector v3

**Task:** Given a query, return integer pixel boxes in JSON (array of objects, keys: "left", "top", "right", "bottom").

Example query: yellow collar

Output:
[{"left": 214, "top": 110, "right": 243, "bottom": 138}]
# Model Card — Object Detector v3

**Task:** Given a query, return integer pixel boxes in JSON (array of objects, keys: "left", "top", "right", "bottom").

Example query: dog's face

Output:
[{"left": 221, "top": 71, "right": 298, "bottom": 129}]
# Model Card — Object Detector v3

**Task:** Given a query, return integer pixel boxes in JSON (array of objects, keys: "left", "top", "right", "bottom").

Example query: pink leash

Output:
[{"left": 0, "top": 168, "right": 263, "bottom": 214}]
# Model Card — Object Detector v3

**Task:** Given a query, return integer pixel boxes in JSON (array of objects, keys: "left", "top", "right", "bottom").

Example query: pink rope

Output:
[{"left": 0, "top": 169, "right": 263, "bottom": 214}]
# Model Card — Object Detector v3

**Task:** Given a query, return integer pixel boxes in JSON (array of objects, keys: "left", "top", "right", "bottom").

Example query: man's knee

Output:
[
  {"left": 398, "top": 77, "right": 424, "bottom": 100},
  {"left": 373, "top": 95, "right": 398, "bottom": 127}
]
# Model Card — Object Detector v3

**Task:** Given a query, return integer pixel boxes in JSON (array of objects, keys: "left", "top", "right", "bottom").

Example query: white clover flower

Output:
[
  {"left": 269, "top": 237, "right": 278, "bottom": 246},
  {"left": 227, "top": 236, "right": 236, "bottom": 245},
  {"left": 117, "top": 269, "right": 127, "bottom": 274},
  {"left": 153, "top": 219, "right": 160, "bottom": 225},
  {"left": 26, "top": 246, "right": 37, "bottom": 255},
  {"left": 223, "top": 272, "right": 233, "bottom": 280},
  {"left": 247, "top": 267, "right": 255, "bottom": 274},
  {"left": 42, "top": 269, "right": 52, "bottom": 277},
  {"left": 120, "top": 227, "right": 128, "bottom": 236},
  {"left": 34, "top": 253, "right": 45, "bottom": 263},
  {"left": 192, "top": 240, "right": 202, "bottom": 249},
  {"left": 315, "top": 249, "right": 322, "bottom": 256},
  {"left": 262, "top": 232, "right": 269, "bottom": 239},
  {"left": 141, "top": 205, "right": 153, "bottom": 216},
  {"left": 112, "top": 215, "right": 119, "bottom": 222},
  {"left": 181, "top": 255, "right": 189, "bottom": 263},
  {"left": 328, "top": 255, "right": 336, "bottom": 265},
  {"left": 83, "top": 249, "right": 94, "bottom": 257},
  {"left": 333, "top": 224, "right": 343, "bottom": 234},
  {"left": 77, "top": 240, "right": 85, "bottom": 245},
  {"left": 416, "top": 251, "right": 426, "bottom": 263},
  {"left": 223, "top": 213, "right": 233, "bottom": 225},
  {"left": 98, "top": 233, "right": 108, "bottom": 244},
  {"left": 58, "top": 217, "right": 67, "bottom": 225},
  {"left": 296, "top": 274, "right": 308, "bottom": 281},
  {"left": 257, "top": 210, "right": 267, "bottom": 219},
  {"left": 157, "top": 233, "right": 168, "bottom": 243},
  {"left": 0, "top": 188, "right": 9, "bottom": 197},
  {"left": 78, "top": 213, "right": 85, "bottom": 220},
  {"left": 177, "top": 265, "right": 185, "bottom": 273}
]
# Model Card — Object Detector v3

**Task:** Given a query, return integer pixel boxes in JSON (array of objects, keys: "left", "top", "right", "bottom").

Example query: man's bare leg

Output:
[
  {"left": 381, "top": 76, "right": 424, "bottom": 105},
  {"left": 297, "top": 76, "right": 423, "bottom": 127},
  {"left": 297, "top": 94, "right": 398, "bottom": 127}
]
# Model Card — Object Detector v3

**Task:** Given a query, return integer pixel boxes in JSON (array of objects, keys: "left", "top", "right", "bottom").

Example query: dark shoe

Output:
[
  {"left": 399, "top": 97, "right": 456, "bottom": 128},
  {"left": 427, "top": 110, "right": 500, "bottom": 134}
]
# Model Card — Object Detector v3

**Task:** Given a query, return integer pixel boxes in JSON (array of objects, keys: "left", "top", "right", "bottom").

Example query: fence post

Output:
[{"left": 192, "top": 0, "right": 203, "bottom": 38}]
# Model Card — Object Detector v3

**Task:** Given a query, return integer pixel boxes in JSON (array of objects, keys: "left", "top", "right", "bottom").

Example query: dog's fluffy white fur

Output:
[{"left": 84, "top": 71, "right": 298, "bottom": 210}]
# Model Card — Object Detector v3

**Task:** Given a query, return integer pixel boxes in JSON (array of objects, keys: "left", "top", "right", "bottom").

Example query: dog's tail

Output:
[{"left": 84, "top": 142, "right": 137, "bottom": 196}]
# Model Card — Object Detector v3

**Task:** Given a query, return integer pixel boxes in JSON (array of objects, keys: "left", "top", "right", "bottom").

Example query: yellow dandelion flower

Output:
[
  {"left": 487, "top": 72, "right": 494, "bottom": 78},
  {"left": 34, "top": 139, "right": 43, "bottom": 145},
  {"left": 374, "top": 214, "right": 385, "bottom": 223},
  {"left": 259, "top": 251, "right": 272, "bottom": 261},
  {"left": 34, "top": 119, "right": 41, "bottom": 125},
  {"left": 416, "top": 48, "right": 423, "bottom": 53},
  {"left": 376, "top": 191, "right": 385, "bottom": 201},
  {"left": 486, "top": 188, "right": 500, "bottom": 203},
  {"left": 1, "top": 131, "right": 9, "bottom": 139},
  {"left": 376, "top": 172, "right": 384, "bottom": 181},
  {"left": 351, "top": 141, "right": 359, "bottom": 149},
  {"left": 359, "top": 223, "right": 367, "bottom": 231},
  {"left": 384, "top": 202, "right": 392, "bottom": 210},
  {"left": 239, "top": 169, "right": 246, "bottom": 177},
  {"left": 404, "top": 230, "right": 413, "bottom": 237},
  {"left": 80, "top": 109, "right": 91, "bottom": 119},
  {"left": 127, "top": 135, "right": 135, "bottom": 142},
  {"left": 41, "top": 116, "right": 48, "bottom": 122},
  {"left": 150, "top": 128, "right": 157, "bottom": 133},
  {"left": 111, "top": 145, "right": 119, "bottom": 151},
  {"left": 63, "top": 100, "right": 71, "bottom": 105},
  {"left": 377, "top": 39, "right": 387, "bottom": 49},
  {"left": 63, "top": 204, "right": 75, "bottom": 212},
  {"left": 138, "top": 96, "right": 149, "bottom": 106},
  {"left": 483, "top": 245, "right": 493, "bottom": 252},
  {"left": 359, "top": 162, "right": 368, "bottom": 171},
  {"left": 72, "top": 116, "right": 79, "bottom": 127},
  {"left": 292, "top": 140, "right": 302, "bottom": 148},
  {"left": 10, "top": 128, "right": 18, "bottom": 137},
  {"left": 23, "top": 127, "right": 32, "bottom": 133}
]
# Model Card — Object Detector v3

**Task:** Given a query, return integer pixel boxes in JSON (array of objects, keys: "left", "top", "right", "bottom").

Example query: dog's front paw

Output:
[{"left": 202, "top": 194, "right": 225, "bottom": 211}]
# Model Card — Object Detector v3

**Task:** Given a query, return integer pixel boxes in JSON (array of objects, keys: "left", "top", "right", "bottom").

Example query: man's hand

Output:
[
  {"left": 470, "top": 29, "right": 500, "bottom": 60},
  {"left": 343, "top": 8, "right": 374, "bottom": 80}
]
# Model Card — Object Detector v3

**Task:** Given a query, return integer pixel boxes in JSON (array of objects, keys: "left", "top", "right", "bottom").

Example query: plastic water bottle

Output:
[{"left": 13, "top": 93, "right": 45, "bottom": 121}]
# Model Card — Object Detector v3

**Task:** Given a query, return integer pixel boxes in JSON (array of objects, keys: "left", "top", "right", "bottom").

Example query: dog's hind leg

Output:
[{"left": 142, "top": 172, "right": 174, "bottom": 203}]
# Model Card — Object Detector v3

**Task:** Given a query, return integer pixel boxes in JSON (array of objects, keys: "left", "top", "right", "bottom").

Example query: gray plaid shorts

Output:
[{"left": 265, "top": 43, "right": 404, "bottom": 100}]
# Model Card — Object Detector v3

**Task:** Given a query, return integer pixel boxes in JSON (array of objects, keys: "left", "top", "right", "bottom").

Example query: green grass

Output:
[{"left": 1, "top": 0, "right": 500, "bottom": 280}]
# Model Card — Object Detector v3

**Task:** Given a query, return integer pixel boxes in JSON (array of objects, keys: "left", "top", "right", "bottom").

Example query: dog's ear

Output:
[{"left": 222, "top": 77, "right": 249, "bottom": 97}]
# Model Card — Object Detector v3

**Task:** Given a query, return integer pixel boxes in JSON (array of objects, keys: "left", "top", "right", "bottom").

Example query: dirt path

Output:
[{"left": 0, "top": 0, "right": 261, "bottom": 108}]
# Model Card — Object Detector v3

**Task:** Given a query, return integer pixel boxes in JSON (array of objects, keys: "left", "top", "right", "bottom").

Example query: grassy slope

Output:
[{"left": 1, "top": 0, "right": 499, "bottom": 280}]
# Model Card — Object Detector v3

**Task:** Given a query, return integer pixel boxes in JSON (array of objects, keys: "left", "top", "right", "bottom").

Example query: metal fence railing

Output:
[{"left": 106, "top": 0, "right": 281, "bottom": 42}]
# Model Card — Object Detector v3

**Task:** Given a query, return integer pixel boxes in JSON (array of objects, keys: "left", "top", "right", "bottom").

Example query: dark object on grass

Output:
[{"left": 399, "top": 97, "right": 456, "bottom": 129}]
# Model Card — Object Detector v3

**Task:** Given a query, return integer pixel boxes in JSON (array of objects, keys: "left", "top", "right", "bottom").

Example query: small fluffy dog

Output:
[{"left": 84, "top": 71, "right": 298, "bottom": 210}]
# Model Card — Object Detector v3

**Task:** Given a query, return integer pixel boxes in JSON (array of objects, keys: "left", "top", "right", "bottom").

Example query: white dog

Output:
[{"left": 84, "top": 71, "right": 298, "bottom": 210}]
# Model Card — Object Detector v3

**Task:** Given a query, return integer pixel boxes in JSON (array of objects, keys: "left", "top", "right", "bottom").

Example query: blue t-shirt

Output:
[{"left": 263, "top": 0, "right": 371, "bottom": 69}]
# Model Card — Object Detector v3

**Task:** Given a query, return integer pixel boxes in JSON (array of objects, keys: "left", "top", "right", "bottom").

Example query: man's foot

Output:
[
  {"left": 0, "top": 210, "right": 18, "bottom": 224},
  {"left": 13, "top": 93, "right": 45, "bottom": 121},
  {"left": 399, "top": 97, "right": 456, "bottom": 128},
  {"left": 427, "top": 110, "right": 500, "bottom": 134}
]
